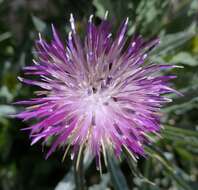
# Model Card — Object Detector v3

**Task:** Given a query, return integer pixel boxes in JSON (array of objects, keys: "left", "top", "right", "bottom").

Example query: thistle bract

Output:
[{"left": 16, "top": 14, "right": 177, "bottom": 166}]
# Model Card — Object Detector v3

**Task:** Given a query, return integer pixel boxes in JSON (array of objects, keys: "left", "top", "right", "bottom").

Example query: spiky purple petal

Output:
[{"left": 15, "top": 15, "right": 177, "bottom": 165}]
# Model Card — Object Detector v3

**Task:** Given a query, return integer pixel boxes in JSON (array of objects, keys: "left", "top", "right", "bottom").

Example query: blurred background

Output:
[{"left": 0, "top": 0, "right": 198, "bottom": 190}]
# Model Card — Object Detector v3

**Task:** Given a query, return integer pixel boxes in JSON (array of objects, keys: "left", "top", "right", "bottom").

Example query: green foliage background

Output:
[{"left": 0, "top": 0, "right": 197, "bottom": 189}]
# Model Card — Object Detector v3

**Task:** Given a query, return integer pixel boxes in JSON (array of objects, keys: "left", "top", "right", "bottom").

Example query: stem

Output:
[{"left": 74, "top": 151, "right": 85, "bottom": 190}]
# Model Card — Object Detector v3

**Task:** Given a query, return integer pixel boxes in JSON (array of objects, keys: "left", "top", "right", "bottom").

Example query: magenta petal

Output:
[{"left": 15, "top": 15, "right": 178, "bottom": 163}]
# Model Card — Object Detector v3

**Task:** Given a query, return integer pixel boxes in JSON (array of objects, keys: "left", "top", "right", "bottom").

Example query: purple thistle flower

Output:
[{"left": 15, "top": 14, "right": 178, "bottom": 166}]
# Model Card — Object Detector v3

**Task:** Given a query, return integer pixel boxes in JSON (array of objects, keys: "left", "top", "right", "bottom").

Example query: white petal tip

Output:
[
  {"left": 38, "top": 33, "right": 42, "bottom": 41},
  {"left": 68, "top": 31, "right": 72, "bottom": 40},
  {"left": 174, "top": 65, "right": 184, "bottom": 69},
  {"left": 89, "top": 14, "right": 94, "bottom": 23},
  {"left": 104, "top": 11, "right": 109, "bottom": 19},
  {"left": 125, "top": 17, "right": 129, "bottom": 24},
  {"left": 69, "top": 13, "right": 76, "bottom": 33},
  {"left": 17, "top": 76, "right": 23, "bottom": 82}
]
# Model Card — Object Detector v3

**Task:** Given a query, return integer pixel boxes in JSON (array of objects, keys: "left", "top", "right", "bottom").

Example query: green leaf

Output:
[
  {"left": 188, "top": 0, "right": 198, "bottom": 15},
  {"left": 164, "top": 84, "right": 198, "bottom": 112},
  {"left": 0, "top": 121, "right": 12, "bottom": 160},
  {"left": 175, "top": 147, "right": 193, "bottom": 161},
  {"left": 170, "top": 52, "right": 198, "bottom": 66},
  {"left": 0, "top": 86, "right": 13, "bottom": 102},
  {"left": 0, "top": 32, "right": 11, "bottom": 42},
  {"left": 0, "top": 105, "right": 16, "bottom": 117},
  {"left": 32, "top": 15, "right": 47, "bottom": 32},
  {"left": 123, "top": 147, "right": 156, "bottom": 186},
  {"left": 93, "top": 0, "right": 133, "bottom": 23},
  {"left": 93, "top": 0, "right": 108, "bottom": 19},
  {"left": 152, "top": 23, "right": 196, "bottom": 55},
  {"left": 146, "top": 146, "right": 193, "bottom": 190},
  {"left": 162, "top": 126, "right": 198, "bottom": 148},
  {"left": 165, "top": 126, "right": 198, "bottom": 138}
]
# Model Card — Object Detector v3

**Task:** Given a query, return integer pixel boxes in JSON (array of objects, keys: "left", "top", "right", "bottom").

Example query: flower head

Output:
[{"left": 16, "top": 14, "right": 178, "bottom": 165}]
